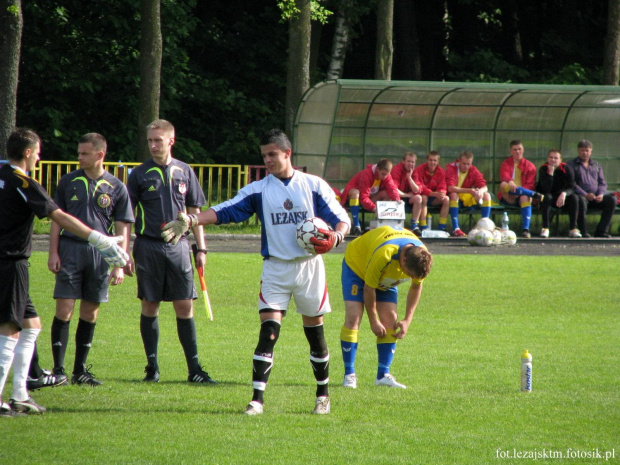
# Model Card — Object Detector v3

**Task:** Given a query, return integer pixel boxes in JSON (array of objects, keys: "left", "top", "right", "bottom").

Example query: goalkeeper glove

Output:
[
  {"left": 87, "top": 231, "right": 129, "bottom": 267},
  {"left": 309, "top": 229, "right": 344, "bottom": 254},
  {"left": 161, "top": 212, "right": 199, "bottom": 245}
]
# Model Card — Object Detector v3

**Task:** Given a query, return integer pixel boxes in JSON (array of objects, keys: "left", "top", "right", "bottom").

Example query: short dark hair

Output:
[
  {"left": 7, "top": 128, "right": 41, "bottom": 161},
  {"left": 79, "top": 133, "right": 107, "bottom": 154},
  {"left": 577, "top": 139, "right": 592, "bottom": 149},
  {"left": 509, "top": 139, "right": 522, "bottom": 147},
  {"left": 259, "top": 128, "right": 291, "bottom": 151},
  {"left": 403, "top": 246, "right": 433, "bottom": 280},
  {"left": 427, "top": 150, "right": 441, "bottom": 159}
]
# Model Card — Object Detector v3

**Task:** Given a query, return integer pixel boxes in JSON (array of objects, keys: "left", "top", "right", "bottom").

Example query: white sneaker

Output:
[
  {"left": 244, "top": 401, "right": 263, "bottom": 415},
  {"left": 313, "top": 396, "right": 330, "bottom": 414},
  {"left": 375, "top": 373, "right": 407, "bottom": 389},
  {"left": 540, "top": 228, "right": 549, "bottom": 238},
  {"left": 343, "top": 373, "right": 357, "bottom": 389},
  {"left": 569, "top": 229, "right": 582, "bottom": 238}
]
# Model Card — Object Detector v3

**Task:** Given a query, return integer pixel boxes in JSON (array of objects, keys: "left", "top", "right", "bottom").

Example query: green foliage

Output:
[
  {"left": 2, "top": 252, "right": 618, "bottom": 464},
  {"left": 446, "top": 49, "right": 531, "bottom": 83},
  {"left": 277, "top": 0, "right": 333, "bottom": 24}
]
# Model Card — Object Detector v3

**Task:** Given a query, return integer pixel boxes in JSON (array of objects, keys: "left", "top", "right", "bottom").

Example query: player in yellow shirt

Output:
[{"left": 340, "top": 226, "right": 433, "bottom": 389}]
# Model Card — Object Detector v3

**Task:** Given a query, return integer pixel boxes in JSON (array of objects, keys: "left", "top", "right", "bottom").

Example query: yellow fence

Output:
[{"left": 35, "top": 161, "right": 249, "bottom": 208}]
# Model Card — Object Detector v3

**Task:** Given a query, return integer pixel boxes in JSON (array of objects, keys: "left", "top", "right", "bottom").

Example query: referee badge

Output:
[
  {"left": 97, "top": 193, "right": 111, "bottom": 208},
  {"left": 178, "top": 182, "right": 187, "bottom": 195}
]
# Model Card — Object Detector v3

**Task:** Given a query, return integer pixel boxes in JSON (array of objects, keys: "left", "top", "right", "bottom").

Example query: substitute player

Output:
[
  {"left": 161, "top": 128, "right": 350, "bottom": 415},
  {"left": 127, "top": 119, "right": 215, "bottom": 384},
  {"left": 340, "top": 226, "right": 432, "bottom": 389},
  {"left": 47, "top": 133, "right": 134, "bottom": 386},
  {"left": 0, "top": 128, "right": 127, "bottom": 416}
]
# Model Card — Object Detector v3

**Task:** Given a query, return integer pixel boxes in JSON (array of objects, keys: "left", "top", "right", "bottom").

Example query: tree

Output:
[
  {"left": 603, "top": 0, "right": 620, "bottom": 85},
  {"left": 138, "top": 0, "right": 162, "bottom": 161},
  {"left": 374, "top": 0, "right": 393, "bottom": 80},
  {"left": 394, "top": 0, "right": 421, "bottom": 80},
  {"left": 285, "top": 0, "right": 312, "bottom": 135},
  {"left": 0, "top": 0, "right": 22, "bottom": 155}
]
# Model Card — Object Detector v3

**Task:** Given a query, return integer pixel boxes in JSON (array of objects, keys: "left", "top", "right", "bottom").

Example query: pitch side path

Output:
[{"left": 32, "top": 234, "right": 620, "bottom": 256}]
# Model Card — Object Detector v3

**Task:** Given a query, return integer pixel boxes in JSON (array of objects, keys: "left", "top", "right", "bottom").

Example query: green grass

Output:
[{"left": 3, "top": 253, "right": 618, "bottom": 464}]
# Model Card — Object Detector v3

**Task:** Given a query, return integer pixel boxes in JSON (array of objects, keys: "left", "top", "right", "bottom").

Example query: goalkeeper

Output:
[
  {"left": 162, "top": 128, "right": 350, "bottom": 416},
  {"left": 340, "top": 225, "right": 432, "bottom": 390},
  {"left": 0, "top": 129, "right": 128, "bottom": 417}
]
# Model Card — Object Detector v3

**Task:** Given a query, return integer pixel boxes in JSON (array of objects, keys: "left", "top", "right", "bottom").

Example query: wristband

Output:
[{"left": 196, "top": 248, "right": 207, "bottom": 254}]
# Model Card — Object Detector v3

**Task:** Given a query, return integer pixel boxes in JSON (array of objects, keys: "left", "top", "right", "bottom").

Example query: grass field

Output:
[{"left": 3, "top": 252, "right": 618, "bottom": 464}]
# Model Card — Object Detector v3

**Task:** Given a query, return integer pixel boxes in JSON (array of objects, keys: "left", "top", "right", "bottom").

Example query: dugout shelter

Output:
[{"left": 292, "top": 80, "right": 620, "bottom": 194}]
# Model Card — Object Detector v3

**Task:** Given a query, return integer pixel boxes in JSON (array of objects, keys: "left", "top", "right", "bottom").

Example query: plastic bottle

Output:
[
  {"left": 426, "top": 213, "right": 432, "bottom": 230},
  {"left": 501, "top": 212, "right": 510, "bottom": 231},
  {"left": 521, "top": 349, "right": 532, "bottom": 392}
]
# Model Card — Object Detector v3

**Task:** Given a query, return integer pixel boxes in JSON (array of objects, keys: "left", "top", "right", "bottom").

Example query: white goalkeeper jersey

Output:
[{"left": 212, "top": 170, "right": 350, "bottom": 260}]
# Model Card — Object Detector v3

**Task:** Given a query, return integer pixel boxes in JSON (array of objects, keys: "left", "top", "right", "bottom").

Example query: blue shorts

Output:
[{"left": 341, "top": 261, "right": 398, "bottom": 304}]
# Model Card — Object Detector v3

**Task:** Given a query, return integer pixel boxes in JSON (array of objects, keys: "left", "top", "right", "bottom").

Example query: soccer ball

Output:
[
  {"left": 474, "top": 229, "right": 494, "bottom": 247},
  {"left": 492, "top": 228, "right": 503, "bottom": 246},
  {"left": 296, "top": 217, "right": 329, "bottom": 254},
  {"left": 476, "top": 217, "right": 496, "bottom": 231},
  {"left": 467, "top": 228, "right": 480, "bottom": 245},
  {"left": 501, "top": 229, "right": 517, "bottom": 246}
]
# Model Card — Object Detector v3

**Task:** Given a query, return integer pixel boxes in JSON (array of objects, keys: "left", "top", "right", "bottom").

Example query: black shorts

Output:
[
  {"left": 0, "top": 259, "right": 38, "bottom": 329},
  {"left": 133, "top": 236, "right": 197, "bottom": 302}
]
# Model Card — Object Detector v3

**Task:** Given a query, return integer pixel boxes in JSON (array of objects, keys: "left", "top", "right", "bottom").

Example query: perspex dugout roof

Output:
[{"left": 293, "top": 80, "right": 620, "bottom": 192}]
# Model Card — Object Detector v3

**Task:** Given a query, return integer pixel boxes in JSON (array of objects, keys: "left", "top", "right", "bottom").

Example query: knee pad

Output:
[
  {"left": 255, "top": 319, "right": 281, "bottom": 355},
  {"left": 304, "top": 324, "right": 328, "bottom": 358}
]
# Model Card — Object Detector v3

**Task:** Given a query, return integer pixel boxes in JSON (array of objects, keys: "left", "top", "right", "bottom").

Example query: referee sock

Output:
[
  {"left": 140, "top": 314, "right": 159, "bottom": 370},
  {"left": 13, "top": 328, "right": 40, "bottom": 401},
  {"left": 51, "top": 317, "right": 71, "bottom": 370},
  {"left": 340, "top": 326, "right": 359, "bottom": 376},
  {"left": 28, "top": 342, "right": 44, "bottom": 379},
  {"left": 0, "top": 335, "right": 17, "bottom": 400},
  {"left": 177, "top": 317, "right": 200, "bottom": 373},
  {"left": 73, "top": 319, "right": 95, "bottom": 374}
]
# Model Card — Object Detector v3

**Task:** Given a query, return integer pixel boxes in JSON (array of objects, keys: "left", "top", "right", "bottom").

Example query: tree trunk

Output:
[
  {"left": 603, "top": 0, "right": 620, "bottom": 85},
  {"left": 504, "top": 0, "right": 523, "bottom": 64},
  {"left": 285, "top": 0, "right": 311, "bottom": 136},
  {"left": 394, "top": 0, "right": 421, "bottom": 80},
  {"left": 0, "top": 0, "right": 22, "bottom": 156},
  {"left": 138, "top": 0, "right": 163, "bottom": 161},
  {"left": 375, "top": 0, "right": 394, "bottom": 80},
  {"left": 327, "top": 6, "right": 351, "bottom": 80}
]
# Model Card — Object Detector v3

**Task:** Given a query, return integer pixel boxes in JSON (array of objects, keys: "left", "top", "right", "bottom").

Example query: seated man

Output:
[
  {"left": 497, "top": 140, "right": 544, "bottom": 238},
  {"left": 340, "top": 158, "right": 400, "bottom": 235},
  {"left": 390, "top": 152, "right": 423, "bottom": 234},
  {"left": 412, "top": 151, "right": 449, "bottom": 232},
  {"left": 568, "top": 140, "right": 617, "bottom": 238},
  {"left": 445, "top": 151, "right": 492, "bottom": 237}
]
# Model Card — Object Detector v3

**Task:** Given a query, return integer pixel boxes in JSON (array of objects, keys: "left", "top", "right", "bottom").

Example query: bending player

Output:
[
  {"left": 340, "top": 225, "right": 432, "bottom": 389},
  {"left": 161, "top": 129, "right": 350, "bottom": 415}
]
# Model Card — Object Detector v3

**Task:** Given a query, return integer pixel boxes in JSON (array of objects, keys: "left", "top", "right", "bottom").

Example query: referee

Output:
[
  {"left": 0, "top": 129, "right": 128, "bottom": 416},
  {"left": 127, "top": 120, "right": 215, "bottom": 384},
  {"left": 47, "top": 133, "right": 134, "bottom": 386}
]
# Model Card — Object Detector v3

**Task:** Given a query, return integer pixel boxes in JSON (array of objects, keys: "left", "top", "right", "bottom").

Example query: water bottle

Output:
[
  {"left": 521, "top": 349, "right": 532, "bottom": 392},
  {"left": 421, "top": 230, "right": 450, "bottom": 238},
  {"left": 501, "top": 212, "right": 510, "bottom": 231},
  {"left": 426, "top": 213, "right": 432, "bottom": 230}
]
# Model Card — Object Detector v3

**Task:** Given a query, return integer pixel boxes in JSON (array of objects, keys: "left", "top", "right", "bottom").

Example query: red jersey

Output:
[
  {"left": 340, "top": 164, "right": 400, "bottom": 211},
  {"left": 413, "top": 164, "right": 447, "bottom": 196},
  {"left": 498, "top": 156, "right": 537, "bottom": 200},
  {"left": 445, "top": 161, "right": 487, "bottom": 190}
]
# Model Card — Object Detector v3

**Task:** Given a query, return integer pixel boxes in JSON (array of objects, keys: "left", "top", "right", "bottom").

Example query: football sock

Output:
[
  {"left": 438, "top": 217, "right": 448, "bottom": 230},
  {"left": 340, "top": 326, "right": 359, "bottom": 375},
  {"left": 140, "top": 314, "right": 159, "bottom": 370},
  {"left": 410, "top": 220, "right": 419, "bottom": 230},
  {"left": 252, "top": 319, "right": 281, "bottom": 404},
  {"left": 376, "top": 330, "right": 397, "bottom": 380},
  {"left": 449, "top": 201, "right": 460, "bottom": 230},
  {"left": 0, "top": 335, "right": 18, "bottom": 401},
  {"left": 28, "top": 342, "right": 44, "bottom": 378},
  {"left": 12, "top": 328, "right": 40, "bottom": 401},
  {"left": 506, "top": 185, "right": 536, "bottom": 197},
  {"left": 73, "top": 319, "right": 95, "bottom": 374},
  {"left": 51, "top": 317, "right": 70, "bottom": 370},
  {"left": 419, "top": 217, "right": 428, "bottom": 230},
  {"left": 304, "top": 324, "right": 329, "bottom": 398},
  {"left": 176, "top": 317, "right": 200, "bottom": 373},
  {"left": 520, "top": 201, "right": 532, "bottom": 231},
  {"left": 481, "top": 198, "right": 492, "bottom": 218},
  {"left": 350, "top": 199, "right": 360, "bottom": 228}
]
